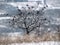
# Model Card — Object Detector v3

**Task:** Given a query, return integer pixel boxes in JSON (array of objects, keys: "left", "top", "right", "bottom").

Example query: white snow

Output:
[
  {"left": 0, "top": 3, "right": 19, "bottom": 15},
  {"left": 0, "top": 9, "right": 7, "bottom": 15},
  {"left": 0, "top": 1, "right": 60, "bottom": 39},
  {"left": 1, "top": 2, "right": 60, "bottom": 16},
  {"left": 0, "top": 17, "right": 13, "bottom": 20},
  {"left": 7, "top": 32, "right": 22, "bottom": 37},
  {"left": 7, "top": 2, "right": 44, "bottom": 11},
  {"left": 8, "top": 41, "right": 60, "bottom": 45},
  {"left": 0, "top": 25, "right": 7, "bottom": 28}
]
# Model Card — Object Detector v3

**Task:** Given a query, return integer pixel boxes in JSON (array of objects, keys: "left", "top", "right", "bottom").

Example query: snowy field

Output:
[
  {"left": 8, "top": 42, "right": 60, "bottom": 45},
  {"left": 0, "top": 1, "right": 60, "bottom": 35},
  {"left": 0, "top": 0, "right": 60, "bottom": 40},
  {"left": 0, "top": 1, "right": 60, "bottom": 45}
]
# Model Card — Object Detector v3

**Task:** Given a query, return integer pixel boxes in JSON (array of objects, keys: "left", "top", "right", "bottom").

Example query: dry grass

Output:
[{"left": 0, "top": 33, "right": 60, "bottom": 45}]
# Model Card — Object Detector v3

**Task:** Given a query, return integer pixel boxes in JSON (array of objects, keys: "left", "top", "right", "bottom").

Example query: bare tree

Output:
[{"left": 9, "top": 6, "right": 48, "bottom": 35}]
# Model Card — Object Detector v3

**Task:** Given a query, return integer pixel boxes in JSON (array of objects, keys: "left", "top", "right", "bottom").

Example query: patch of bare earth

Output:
[{"left": 0, "top": 33, "right": 60, "bottom": 45}]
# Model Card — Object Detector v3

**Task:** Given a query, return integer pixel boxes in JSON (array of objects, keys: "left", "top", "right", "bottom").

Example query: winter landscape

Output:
[{"left": 0, "top": 0, "right": 60, "bottom": 45}]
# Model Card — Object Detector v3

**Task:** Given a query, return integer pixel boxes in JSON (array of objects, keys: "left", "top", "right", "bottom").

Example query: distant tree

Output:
[{"left": 9, "top": 6, "right": 48, "bottom": 35}]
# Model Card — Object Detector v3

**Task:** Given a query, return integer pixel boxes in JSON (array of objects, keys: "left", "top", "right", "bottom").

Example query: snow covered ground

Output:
[
  {"left": 0, "top": 1, "right": 60, "bottom": 36},
  {"left": 8, "top": 41, "right": 60, "bottom": 45},
  {"left": 0, "top": 1, "right": 60, "bottom": 45}
]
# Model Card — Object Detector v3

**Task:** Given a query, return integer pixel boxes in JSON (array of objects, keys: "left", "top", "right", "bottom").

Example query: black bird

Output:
[
  {"left": 18, "top": 9, "right": 21, "bottom": 12},
  {"left": 37, "top": 11, "right": 39, "bottom": 14},
  {"left": 31, "top": 6, "right": 34, "bottom": 8},
  {"left": 44, "top": 18, "right": 47, "bottom": 20},
  {"left": 26, "top": 4, "right": 29, "bottom": 6},
  {"left": 6, "top": 14, "right": 8, "bottom": 16}
]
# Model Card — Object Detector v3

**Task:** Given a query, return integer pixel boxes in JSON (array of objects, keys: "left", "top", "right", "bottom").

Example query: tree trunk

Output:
[{"left": 26, "top": 28, "right": 29, "bottom": 34}]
